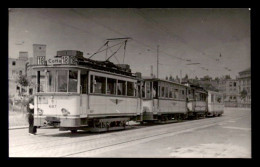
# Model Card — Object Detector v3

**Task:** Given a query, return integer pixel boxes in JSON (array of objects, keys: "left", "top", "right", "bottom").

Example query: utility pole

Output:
[
  {"left": 157, "top": 45, "right": 159, "bottom": 79},
  {"left": 180, "top": 70, "right": 182, "bottom": 84},
  {"left": 151, "top": 65, "right": 153, "bottom": 78}
]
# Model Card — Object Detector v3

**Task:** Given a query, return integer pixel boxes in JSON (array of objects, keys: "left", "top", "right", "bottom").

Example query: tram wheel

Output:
[{"left": 70, "top": 130, "right": 77, "bottom": 133}]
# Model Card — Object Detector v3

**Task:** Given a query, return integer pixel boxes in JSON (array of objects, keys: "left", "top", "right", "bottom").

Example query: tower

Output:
[{"left": 33, "top": 44, "right": 46, "bottom": 65}]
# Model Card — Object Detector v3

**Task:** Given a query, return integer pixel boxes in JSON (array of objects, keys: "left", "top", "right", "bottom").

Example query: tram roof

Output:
[
  {"left": 142, "top": 77, "right": 187, "bottom": 87},
  {"left": 31, "top": 64, "right": 139, "bottom": 80}
]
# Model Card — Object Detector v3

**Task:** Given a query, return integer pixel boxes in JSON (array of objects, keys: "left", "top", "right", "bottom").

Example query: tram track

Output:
[
  {"left": 10, "top": 114, "right": 236, "bottom": 148},
  {"left": 9, "top": 112, "right": 249, "bottom": 157},
  {"left": 64, "top": 114, "right": 250, "bottom": 157}
]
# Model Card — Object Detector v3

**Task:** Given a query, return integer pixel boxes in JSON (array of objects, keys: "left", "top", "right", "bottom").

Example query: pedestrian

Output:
[{"left": 27, "top": 96, "right": 37, "bottom": 135}]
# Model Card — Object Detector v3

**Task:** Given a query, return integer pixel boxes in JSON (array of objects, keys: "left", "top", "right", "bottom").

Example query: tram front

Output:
[{"left": 33, "top": 66, "right": 83, "bottom": 129}]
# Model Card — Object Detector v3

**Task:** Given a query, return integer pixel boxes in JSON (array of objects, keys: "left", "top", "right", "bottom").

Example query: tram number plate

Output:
[
  {"left": 62, "top": 56, "right": 70, "bottom": 64},
  {"left": 49, "top": 104, "right": 56, "bottom": 108},
  {"left": 37, "top": 56, "right": 45, "bottom": 65},
  {"left": 48, "top": 99, "right": 57, "bottom": 108}
]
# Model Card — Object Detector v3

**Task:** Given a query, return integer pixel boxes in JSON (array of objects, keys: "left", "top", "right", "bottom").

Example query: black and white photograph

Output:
[{"left": 8, "top": 8, "right": 251, "bottom": 158}]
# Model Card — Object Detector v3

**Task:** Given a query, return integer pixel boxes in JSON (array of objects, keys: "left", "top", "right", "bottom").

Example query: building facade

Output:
[
  {"left": 9, "top": 44, "right": 47, "bottom": 98},
  {"left": 237, "top": 68, "right": 251, "bottom": 107},
  {"left": 216, "top": 79, "right": 239, "bottom": 107},
  {"left": 9, "top": 52, "right": 29, "bottom": 97}
]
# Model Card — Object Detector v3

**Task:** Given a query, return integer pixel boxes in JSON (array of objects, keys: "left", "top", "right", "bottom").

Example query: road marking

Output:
[{"left": 222, "top": 126, "right": 251, "bottom": 131}]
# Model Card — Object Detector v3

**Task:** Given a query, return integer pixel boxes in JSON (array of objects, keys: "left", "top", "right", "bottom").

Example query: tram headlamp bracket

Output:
[
  {"left": 37, "top": 108, "right": 43, "bottom": 116},
  {"left": 61, "top": 108, "right": 70, "bottom": 116}
]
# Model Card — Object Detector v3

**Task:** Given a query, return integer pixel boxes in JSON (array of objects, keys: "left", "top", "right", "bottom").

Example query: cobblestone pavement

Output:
[{"left": 9, "top": 108, "right": 251, "bottom": 158}]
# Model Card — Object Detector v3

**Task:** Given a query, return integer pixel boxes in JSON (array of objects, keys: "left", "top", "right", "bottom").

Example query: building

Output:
[
  {"left": 217, "top": 79, "right": 239, "bottom": 105},
  {"left": 9, "top": 44, "right": 47, "bottom": 98},
  {"left": 8, "top": 52, "right": 28, "bottom": 80},
  {"left": 9, "top": 52, "right": 29, "bottom": 97},
  {"left": 237, "top": 68, "right": 251, "bottom": 107}
]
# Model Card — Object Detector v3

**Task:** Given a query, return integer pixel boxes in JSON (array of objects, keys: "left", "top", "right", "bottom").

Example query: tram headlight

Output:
[
  {"left": 37, "top": 108, "right": 43, "bottom": 116},
  {"left": 61, "top": 108, "right": 70, "bottom": 116}
]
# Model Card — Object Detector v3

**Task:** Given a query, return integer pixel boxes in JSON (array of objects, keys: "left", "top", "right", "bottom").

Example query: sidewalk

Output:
[{"left": 9, "top": 125, "right": 28, "bottom": 130}]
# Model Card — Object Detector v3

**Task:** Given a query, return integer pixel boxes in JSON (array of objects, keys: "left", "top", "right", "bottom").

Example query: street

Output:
[{"left": 9, "top": 108, "right": 251, "bottom": 158}]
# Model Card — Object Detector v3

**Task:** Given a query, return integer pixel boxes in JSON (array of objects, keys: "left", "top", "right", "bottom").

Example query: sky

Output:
[{"left": 8, "top": 8, "right": 251, "bottom": 79}]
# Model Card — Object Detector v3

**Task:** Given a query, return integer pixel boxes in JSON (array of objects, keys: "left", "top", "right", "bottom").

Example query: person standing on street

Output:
[{"left": 27, "top": 96, "right": 37, "bottom": 135}]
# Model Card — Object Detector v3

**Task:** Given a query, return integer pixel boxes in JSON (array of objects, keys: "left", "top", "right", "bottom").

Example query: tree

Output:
[
  {"left": 214, "top": 77, "right": 220, "bottom": 82},
  {"left": 184, "top": 74, "right": 188, "bottom": 79},
  {"left": 169, "top": 75, "right": 174, "bottom": 81},
  {"left": 16, "top": 74, "right": 29, "bottom": 87},
  {"left": 176, "top": 75, "right": 180, "bottom": 83},
  {"left": 15, "top": 74, "right": 30, "bottom": 112},
  {"left": 225, "top": 75, "right": 231, "bottom": 80},
  {"left": 201, "top": 75, "right": 212, "bottom": 81},
  {"left": 240, "top": 89, "right": 247, "bottom": 100},
  {"left": 165, "top": 76, "right": 169, "bottom": 80}
]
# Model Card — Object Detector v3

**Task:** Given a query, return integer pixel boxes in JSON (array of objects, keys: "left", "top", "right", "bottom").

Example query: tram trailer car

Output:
[
  {"left": 141, "top": 78, "right": 188, "bottom": 123},
  {"left": 207, "top": 90, "right": 224, "bottom": 117},
  {"left": 32, "top": 53, "right": 142, "bottom": 132},
  {"left": 186, "top": 84, "right": 208, "bottom": 119}
]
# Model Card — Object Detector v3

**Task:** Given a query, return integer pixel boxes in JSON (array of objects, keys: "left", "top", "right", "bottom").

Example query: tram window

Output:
[
  {"left": 95, "top": 76, "right": 106, "bottom": 94},
  {"left": 117, "top": 80, "right": 126, "bottom": 96},
  {"left": 145, "top": 81, "right": 151, "bottom": 98},
  {"left": 158, "top": 86, "right": 161, "bottom": 97},
  {"left": 169, "top": 87, "right": 173, "bottom": 98},
  {"left": 174, "top": 89, "right": 179, "bottom": 99},
  {"left": 127, "top": 82, "right": 134, "bottom": 96},
  {"left": 90, "top": 75, "right": 94, "bottom": 93},
  {"left": 47, "top": 70, "right": 56, "bottom": 92},
  {"left": 37, "top": 70, "right": 46, "bottom": 92},
  {"left": 107, "top": 78, "right": 116, "bottom": 95},
  {"left": 181, "top": 90, "right": 185, "bottom": 99},
  {"left": 57, "top": 71, "right": 68, "bottom": 92},
  {"left": 161, "top": 86, "right": 165, "bottom": 98},
  {"left": 211, "top": 95, "right": 214, "bottom": 102},
  {"left": 141, "top": 82, "right": 145, "bottom": 98},
  {"left": 135, "top": 83, "right": 139, "bottom": 97},
  {"left": 80, "top": 72, "right": 88, "bottom": 94},
  {"left": 165, "top": 86, "right": 168, "bottom": 98},
  {"left": 68, "top": 70, "right": 78, "bottom": 92}
]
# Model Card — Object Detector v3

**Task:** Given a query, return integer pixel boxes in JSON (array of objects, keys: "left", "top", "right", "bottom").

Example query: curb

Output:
[{"left": 9, "top": 125, "right": 28, "bottom": 130}]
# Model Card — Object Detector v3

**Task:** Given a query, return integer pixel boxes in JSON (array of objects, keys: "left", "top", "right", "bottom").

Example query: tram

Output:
[
  {"left": 141, "top": 77, "right": 187, "bottom": 123},
  {"left": 207, "top": 90, "right": 224, "bottom": 117},
  {"left": 186, "top": 84, "right": 208, "bottom": 119},
  {"left": 32, "top": 50, "right": 142, "bottom": 132}
]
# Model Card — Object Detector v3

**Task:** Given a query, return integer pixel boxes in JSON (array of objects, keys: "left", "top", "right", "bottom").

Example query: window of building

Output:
[
  {"left": 29, "top": 88, "right": 33, "bottom": 95},
  {"left": 211, "top": 94, "right": 214, "bottom": 103},
  {"left": 107, "top": 78, "right": 116, "bottom": 95},
  {"left": 234, "top": 82, "right": 236, "bottom": 87},
  {"left": 117, "top": 80, "right": 126, "bottom": 96},
  {"left": 12, "top": 61, "right": 16, "bottom": 66}
]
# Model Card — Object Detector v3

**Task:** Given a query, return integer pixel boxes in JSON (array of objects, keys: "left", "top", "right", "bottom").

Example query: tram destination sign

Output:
[{"left": 37, "top": 56, "right": 77, "bottom": 65}]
